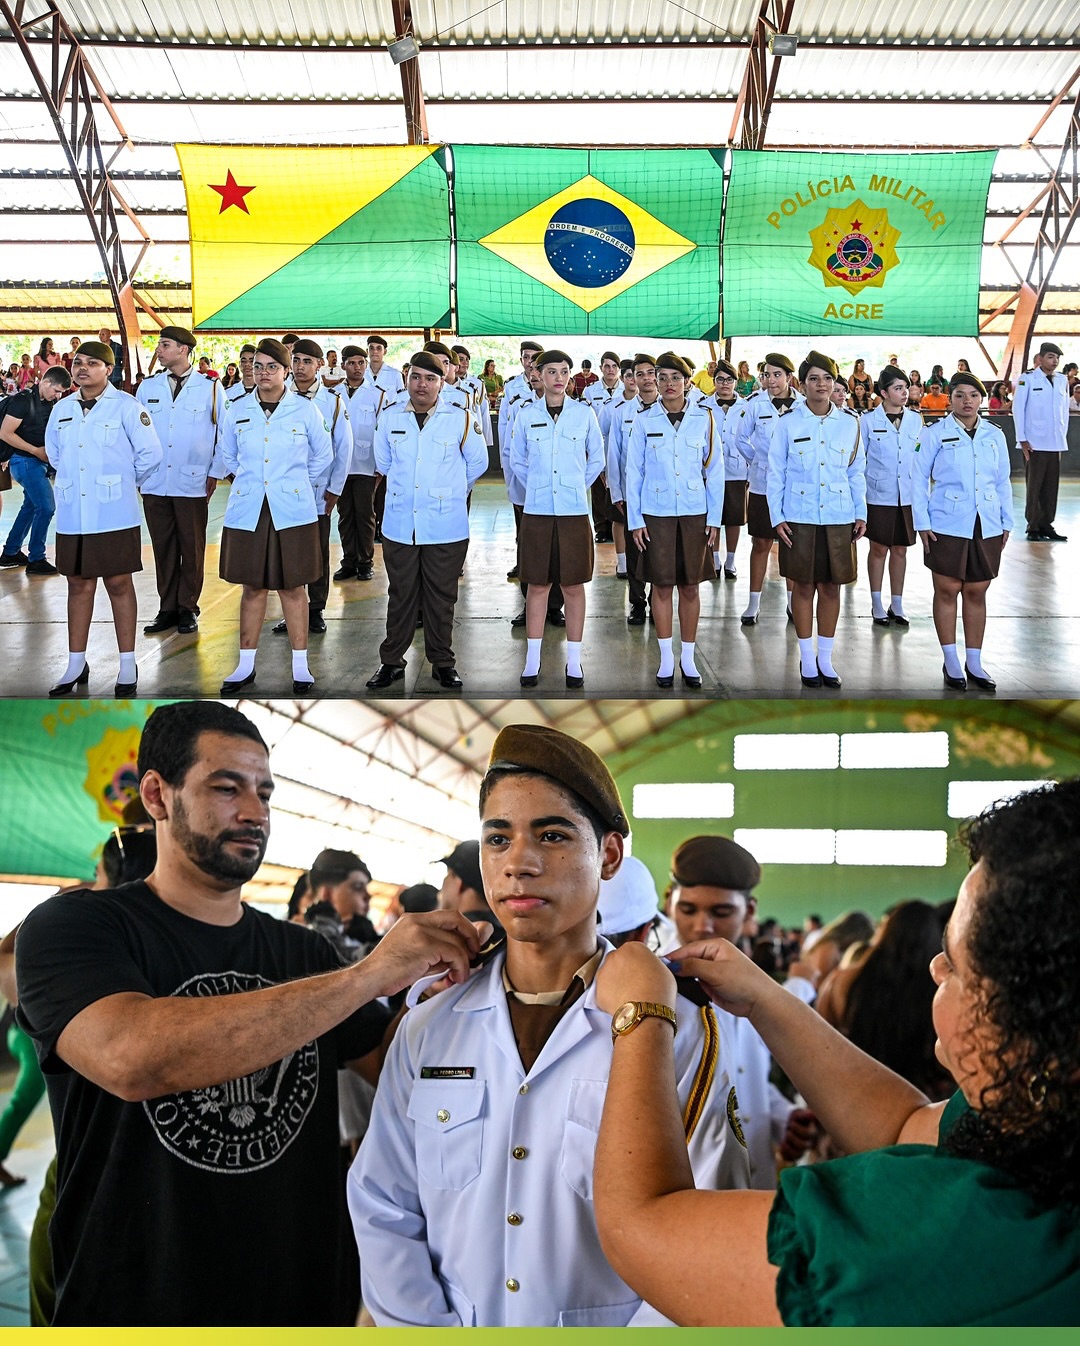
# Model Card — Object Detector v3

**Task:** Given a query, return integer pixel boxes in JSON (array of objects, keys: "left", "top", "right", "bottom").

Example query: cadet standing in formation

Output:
[
  {"left": 861, "top": 364, "right": 920, "bottom": 628},
  {"left": 333, "top": 345, "right": 383, "bottom": 582},
  {"left": 1012, "top": 340, "right": 1069, "bottom": 542},
  {"left": 701, "top": 358, "right": 747, "bottom": 580},
  {"left": 607, "top": 354, "right": 660, "bottom": 627},
  {"left": 225, "top": 344, "right": 257, "bottom": 402}
]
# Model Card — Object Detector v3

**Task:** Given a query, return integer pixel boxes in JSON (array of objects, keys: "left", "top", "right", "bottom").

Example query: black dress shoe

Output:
[
  {"left": 547, "top": 610, "right": 566, "bottom": 628},
  {"left": 374, "top": 525, "right": 383, "bottom": 542},
  {"left": 740, "top": 613, "right": 758, "bottom": 626},
  {"left": 292, "top": 679, "right": 315, "bottom": 694},
  {"left": 964, "top": 665, "right": 997, "bottom": 691},
  {"left": 872, "top": 612, "right": 891, "bottom": 627},
  {"left": 333, "top": 564, "right": 358, "bottom": 580},
  {"left": 627, "top": 605, "right": 647, "bottom": 626},
  {"left": 177, "top": 609, "right": 198, "bottom": 634},
  {"left": 1043, "top": 528, "right": 1068, "bottom": 542},
  {"left": 308, "top": 611, "right": 327, "bottom": 634},
  {"left": 432, "top": 666, "right": 463, "bottom": 689},
  {"left": 272, "top": 618, "right": 288, "bottom": 634},
  {"left": 655, "top": 671, "right": 675, "bottom": 688},
  {"left": 510, "top": 609, "right": 527, "bottom": 628},
  {"left": 366, "top": 663, "right": 406, "bottom": 689},
  {"left": 817, "top": 661, "right": 842, "bottom": 689},
  {"left": 800, "top": 664, "right": 823, "bottom": 688},
  {"left": 1026, "top": 529, "right": 1049, "bottom": 541},
  {"left": 887, "top": 607, "right": 909, "bottom": 627},
  {"left": 48, "top": 662, "right": 90, "bottom": 697},
  {"left": 506, "top": 565, "right": 520, "bottom": 580},
  {"left": 519, "top": 667, "right": 541, "bottom": 688},
  {"left": 114, "top": 668, "right": 138, "bottom": 698},
  {"left": 942, "top": 664, "right": 967, "bottom": 691},
  {"left": 724, "top": 566, "right": 737, "bottom": 580},
  {"left": 220, "top": 669, "right": 257, "bottom": 694},
  {"left": 565, "top": 666, "right": 584, "bottom": 689},
  {"left": 356, "top": 563, "right": 374, "bottom": 580},
  {"left": 680, "top": 668, "right": 703, "bottom": 689},
  {"left": 786, "top": 607, "right": 794, "bottom": 624},
  {"left": 144, "top": 609, "right": 179, "bottom": 634}
]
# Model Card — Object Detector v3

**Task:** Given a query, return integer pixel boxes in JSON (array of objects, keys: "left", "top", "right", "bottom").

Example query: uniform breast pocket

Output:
[
  {"left": 55, "top": 477, "right": 73, "bottom": 503},
  {"left": 407, "top": 1079, "right": 486, "bottom": 1191},
  {"left": 181, "top": 465, "right": 205, "bottom": 485},
  {"left": 982, "top": 487, "right": 998, "bottom": 504},
  {"left": 684, "top": 473, "right": 703, "bottom": 495},
  {"left": 559, "top": 1078, "right": 607, "bottom": 1201},
  {"left": 943, "top": 489, "right": 965, "bottom": 512},
  {"left": 99, "top": 421, "right": 120, "bottom": 447},
  {"left": 428, "top": 487, "right": 450, "bottom": 513},
  {"left": 95, "top": 473, "right": 123, "bottom": 503},
  {"left": 437, "top": 438, "right": 460, "bottom": 463}
]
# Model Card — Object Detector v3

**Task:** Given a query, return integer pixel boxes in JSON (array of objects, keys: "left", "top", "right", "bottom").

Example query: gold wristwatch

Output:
[{"left": 611, "top": 1000, "right": 678, "bottom": 1042}]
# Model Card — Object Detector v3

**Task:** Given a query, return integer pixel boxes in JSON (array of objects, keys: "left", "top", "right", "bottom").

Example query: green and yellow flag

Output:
[
  {"left": 721, "top": 150, "right": 996, "bottom": 337},
  {"left": 453, "top": 146, "right": 725, "bottom": 337},
  {"left": 176, "top": 144, "right": 451, "bottom": 330}
]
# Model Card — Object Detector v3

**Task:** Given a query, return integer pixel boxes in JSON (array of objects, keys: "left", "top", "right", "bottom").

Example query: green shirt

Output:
[{"left": 768, "top": 1091, "right": 1080, "bottom": 1325}]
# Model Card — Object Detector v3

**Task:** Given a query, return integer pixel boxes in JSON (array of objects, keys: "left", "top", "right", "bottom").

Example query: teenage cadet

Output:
[
  {"left": 506, "top": 365, "right": 566, "bottom": 630},
  {"left": 333, "top": 345, "right": 384, "bottom": 582},
  {"left": 767, "top": 351, "right": 866, "bottom": 690},
  {"left": 625, "top": 353, "right": 722, "bottom": 689},
  {"left": 364, "top": 351, "right": 487, "bottom": 692},
  {"left": 226, "top": 344, "right": 257, "bottom": 403},
  {"left": 365, "top": 335, "right": 405, "bottom": 399},
  {"left": 862, "top": 365, "right": 921, "bottom": 627},
  {"left": 912, "top": 372, "right": 1013, "bottom": 691},
  {"left": 269, "top": 339, "right": 351, "bottom": 636},
  {"left": 452, "top": 344, "right": 493, "bottom": 449},
  {"left": 137, "top": 326, "right": 224, "bottom": 637},
  {"left": 701, "top": 359, "right": 747, "bottom": 580},
  {"left": 423, "top": 341, "right": 469, "bottom": 412},
  {"left": 734, "top": 353, "right": 804, "bottom": 626},
  {"left": 213, "top": 337, "right": 333, "bottom": 695},
  {"left": 44, "top": 340, "right": 163, "bottom": 698},
  {"left": 509, "top": 350, "right": 605, "bottom": 689},
  {"left": 1012, "top": 341, "right": 1069, "bottom": 541},
  {"left": 607, "top": 354, "right": 658, "bottom": 626},
  {"left": 497, "top": 340, "right": 543, "bottom": 473},
  {"left": 348, "top": 723, "right": 750, "bottom": 1327},
  {"left": 580, "top": 350, "right": 621, "bottom": 553},
  {"left": 0, "top": 364, "right": 70, "bottom": 575}
]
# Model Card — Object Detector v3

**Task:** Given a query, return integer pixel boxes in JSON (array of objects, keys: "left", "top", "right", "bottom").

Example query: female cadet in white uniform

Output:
[
  {"left": 767, "top": 351, "right": 866, "bottom": 690},
  {"left": 348, "top": 724, "right": 749, "bottom": 1328},
  {"left": 625, "top": 353, "right": 722, "bottom": 689},
  {"left": 862, "top": 364, "right": 921, "bottom": 628},
  {"left": 333, "top": 345, "right": 384, "bottom": 582},
  {"left": 911, "top": 371, "right": 1013, "bottom": 691},
  {"left": 701, "top": 358, "right": 747, "bottom": 580},
  {"left": 509, "top": 350, "right": 604, "bottom": 689},
  {"left": 212, "top": 337, "right": 333, "bottom": 695},
  {"left": 45, "top": 339, "right": 162, "bottom": 698}
]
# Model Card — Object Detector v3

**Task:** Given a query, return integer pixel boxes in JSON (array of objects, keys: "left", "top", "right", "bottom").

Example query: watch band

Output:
[{"left": 611, "top": 1000, "right": 678, "bottom": 1042}]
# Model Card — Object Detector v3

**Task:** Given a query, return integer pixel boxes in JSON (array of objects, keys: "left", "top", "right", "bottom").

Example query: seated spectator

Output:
[
  {"left": 848, "top": 359, "right": 873, "bottom": 411},
  {"left": 919, "top": 378, "right": 950, "bottom": 417},
  {"left": 736, "top": 360, "right": 757, "bottom": 397},
  {"left": 197, "top": 355, "right": 218, "bottom": 380},
  {"left": 1071, "top": 382, "right": 1080, "bottom": 414},
  {"left": 907, "top": 369, "right": 924, "bottom": 408},
  {"left": 988, "top": 381, "right": 1011, "bottom": 412}
]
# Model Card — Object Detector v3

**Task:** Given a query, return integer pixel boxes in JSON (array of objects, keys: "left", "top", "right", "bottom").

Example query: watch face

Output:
[{"left": 613, "top": 1003, "right": 637, "bottom": 1033}]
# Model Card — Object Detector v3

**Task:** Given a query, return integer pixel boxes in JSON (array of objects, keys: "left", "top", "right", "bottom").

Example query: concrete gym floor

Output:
[{"left": 1, "top": 478, "right": 1077, "bottom": 700}]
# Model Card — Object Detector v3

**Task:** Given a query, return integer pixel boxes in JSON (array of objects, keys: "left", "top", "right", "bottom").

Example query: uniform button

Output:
[
  {"left": 265, "top": 458, "right": 269, "bottom": 463},
  {"left": 512, "top": 1146, "right": 527, "bottom": 1160},
  {"left": 437, "top": 1109, "right": 450, "bottom": 1123},
  {"left": 507, "top": 1212, "right": 522, "bottom": 1226},
  {"left": 518, "top": 1084, "right": 529, "bottom": 1095},
  {"left": 506, "top": 1279, "right": 519, "bottom": 1293}
]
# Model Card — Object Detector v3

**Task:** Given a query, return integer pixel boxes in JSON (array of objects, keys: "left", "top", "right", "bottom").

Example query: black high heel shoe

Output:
[
  {"left": 964, "top": 665, "right": 996, "bottom": 691},
  {"left": 114, "top": 666, "right": 138, "bottom": 698},
  {"left": 817, "top": 661, "right": 841, "bottom": 690},
  {"left": 49, "top": 662, "right": 90, "bottom": 697}
]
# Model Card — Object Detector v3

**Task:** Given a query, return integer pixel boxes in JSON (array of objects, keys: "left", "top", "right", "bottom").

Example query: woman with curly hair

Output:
[{"left": 593, "top": 778, "right": 1080, "bottom": 1325}]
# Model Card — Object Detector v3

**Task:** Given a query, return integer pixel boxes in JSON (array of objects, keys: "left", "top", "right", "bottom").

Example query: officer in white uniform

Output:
[
  {"left": 364, "top": 334, "right": 405, "bottom": 399},
  {"left": 348, "top": 725, "right": 750, "bottom": 1328},
  {"left": 45, "top": 339, "right": 163, "bottom": 698},
  {"left": 225, "top": 344, "right": 257, "bottom": 403},
  {"left": 606, "top": 354, "right": 659, "bottom": 626},
  {"left": 333, "top": 344, "right": 384, "bottom": 582},
  {"left": 861, "top": 364, "right": 922, "bottom": 626},
  {"left": 701, "top": 358, "right": 747, "bottom": 579},
  {"left": 364, "top": 350, "right": 487, "bottom": 691},
  {"left": 137, "top": 325, "right": 226, "bottom": 637},
  {"left": 497, "top": 340, "right": 543, "bottom": 465},
  {"left": 1012, "top": 340, "right": 1069, "bottom": 541},
  {"left": 453, "top": 345, "right": 493, "bottom": 449}
]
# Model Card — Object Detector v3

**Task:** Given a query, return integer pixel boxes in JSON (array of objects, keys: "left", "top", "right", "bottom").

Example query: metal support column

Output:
[
  {"left": 390, "top": 0, "right": 429, "bottom": 146},
  {"left": 727, "top": 0, "right": 797, "bottom": 150}
]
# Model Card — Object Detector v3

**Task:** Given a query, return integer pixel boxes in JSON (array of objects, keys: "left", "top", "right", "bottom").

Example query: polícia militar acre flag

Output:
[
  {"left": 453, "top": 146, "right": 725, "bottom": 338},
  {"left": 721, "top": 150, "right": 996, "bottom": 337}
]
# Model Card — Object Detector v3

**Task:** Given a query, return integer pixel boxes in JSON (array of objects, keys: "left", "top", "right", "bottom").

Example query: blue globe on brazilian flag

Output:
[{"left": 454, "top": 147, "right": 725, "bottom": 337}]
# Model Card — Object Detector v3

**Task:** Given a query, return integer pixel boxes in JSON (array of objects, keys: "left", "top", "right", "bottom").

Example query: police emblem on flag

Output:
[{"left": 808, "top": 200, "right": 900, "bottom": 297}]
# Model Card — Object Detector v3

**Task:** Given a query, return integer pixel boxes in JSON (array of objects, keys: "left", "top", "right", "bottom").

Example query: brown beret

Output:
[
  {"left": 672, "top": 835, "right": 761, "bottom": 892},
  {"left": 485, "top": 724, "right": 630, "bottom": 836},
  {"left": 1038, "top": 341, "right": 1063, "bottom": 357},
  {"left": 763, "top": 352, "right": 795, "bottom": 375},
  {"left": 423, "top": 340, "right": 454, "bottom": 361},
  {"left": 75, "top": 340, "right": 115, "bottom": 366},
  {"left": 340, "top": 345, "right": 366, "bottom": 360},
  {"left": 255, "top": 338, "right": 291, "bottom": 368},
  {"left": 159, "top": 325, "right": 196, "bottom": 349},
  {"left": 535, "top": 348, "right": 574, "bottom": 370},
  {"left": 949, "top": 371, "right": 987, "bottom": 398},
  {"left": 600, "top": 350, "right": 620, "bottom": 365},
  {"left": 656, "top": 351, "right": 692, "bottom": 378},
  {"left": 281, "top": 333, "right": 300, "bottom": 344},
  {"left": 409, "top": 350, "right": 444, "bottom": 377},
  {"left": 292, "top": 338, "right": 324, "bottom": 359},
  {"left": 366, "top": 334, "right": 388, "bottom": 347},
  {"left": 713, "top": 358, "right": 737, "bottom": 380},
  {"left": 798, "top": 350, "right": 839, "bottom": 382},
  {"left": 632, "top": 352, "right": 656, "bottom": 369},
  {"left": 520, "top": 340, "right": 543, "bottom": 354},
  {"left": 239, "top": 343, "right": 256, "bottom": 356},
  {"left": 451, "top": 344, "right": 470, "bottom": 357},
  {"left": 876, "top": 364, "right": 909, "bottom": 392}
]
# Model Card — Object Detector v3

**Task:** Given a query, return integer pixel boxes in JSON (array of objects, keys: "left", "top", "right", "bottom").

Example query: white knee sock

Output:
[
  {"left": 871, "top": 589, "right": 888, "bottom": 620},
  {"left": 522, "top": 638, "right": 542, "bottom": 677},
  {"left": 680, "top": 640, "right": 699, "bottom": 677},
  {"left": 566, "top": 640, "right": 583, "bottom": 678},
  {"left": 225, "top": 648, "right": 257, "bottom": 683},
  {"left": 965, "top": 646, "right": 987, "bottom": 677},
  {"left": 61, "top": 651, "right": 87, "bottom": 682},
  {"left": 117, "top": 651, "right": 137, "bottom": 683},
  {"left": 816, "top": 635, "right": 837, "bottom": 679},
  {"left": 615, "top": 552, "right": 627, "bottom": 575},
  {"left": 656, "top": 636, "right": 674, "bottom": 678},
  {"left": 798, "top": 636, "right": 817, "bottom": 677},
  {"left": 291, "top": 649, "right": 312, "bottom": 681},
  {"left": 743, "top": 591, "right": 761, "bottom": 619},
  {"left": 889, "top": 593, "right": 905, "bottom": 618},
  {"left": 941, "top": 643, "right": 963, "bottom": 678},
  {"left": 725, "top": 551, "right": 736, "bottom": 569}
]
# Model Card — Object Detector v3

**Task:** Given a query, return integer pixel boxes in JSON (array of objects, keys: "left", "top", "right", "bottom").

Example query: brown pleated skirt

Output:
[
  {"left": 519, "top": 512, "right": 594, "bottom": 586},
  {"left": 641, "top": 513, "right": 712, "bottom": 586},
  {"left": 56, "top": 526, "right": 142, "bottom": 578},
  {"left": 924, "top": 517, "right": 1003, "bottom": 583},
  {"left": 220, "top": 499, "right": 323, "bottom": 590},
  {"left": 746, "top": 490, "right": 775, "bottom": 539},
  {"left": 866, "top": 502, "right": 916, "bottom": 547},
  {"left": 721, "top": 478, "right": 748, "bottom": 527},
  {"left": 779, "top": 522, "right": 857, "bottom": 585}
]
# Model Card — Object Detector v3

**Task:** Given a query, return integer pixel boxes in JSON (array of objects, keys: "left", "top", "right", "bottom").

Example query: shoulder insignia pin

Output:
[
  {"left": 726, "top": 1086, "right": 747, "bottom": 1147},
  {"left": 139, "top": 410, "right": 151, "bottom": 426}
]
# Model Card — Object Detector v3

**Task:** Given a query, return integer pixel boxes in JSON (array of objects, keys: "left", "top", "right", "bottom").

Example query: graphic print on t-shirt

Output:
[{"left": 143, "top": 970, "right": 319, "bottom": 1174}]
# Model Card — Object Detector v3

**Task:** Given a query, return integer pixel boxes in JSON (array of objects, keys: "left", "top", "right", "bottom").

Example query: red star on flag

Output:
[
  {"left": 209, "top": 170, "right": 255, "bottom": 214},
  {"left": 850, "top": 217, "right": 862, "bottom": 230}
]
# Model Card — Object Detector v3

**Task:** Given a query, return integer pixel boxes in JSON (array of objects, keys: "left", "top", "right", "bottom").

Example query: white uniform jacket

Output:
[
  {"left": 1011, "top": 366, "right": 1069, "bottom": 452},
  {"left": 45, "top": 384, "right": 162, "bottom": 535},
  {"left": 303, "top": 384, "right": 352, "bottom": 516},
  {"left": 225, "top": 380, "right": 255, "bottom": 403},
  {"left": 498, "top": 372, "right": 531, "bottom": 452},
  {"left": 347, "top": 945, "right": 750, "bottom": 1328},
  {"left": 509, "top": 396, "right": 605, "bottom": 517},
  {"left": 502, "top": 394, "right": 537, "bottom": 507},
  {"left": 605, "top": 395, "right": 656, "bottom": 504},
  {"left": 860, "top": 403, "right": 922, "bottom": 507},
  {"left": 213, "top": 390, "right": 333, "bottom": 532},
  {"left": 374, "top": 400, "right": 487, "bottom": 546},
  {"left": 366, "top": 365, "right": 405, "bottom": 399},
  {"left": 702, "top": 394, "right": 749, "bottom": 483},
  {"left": 911, "top": 413, "right": 1014, "bottom": 539},
  {"left": 767, "top": 400, "right": 866, "bottom": 527},
  {"left": 340, "top": 382, "right": 384, "bottom": 476},
  {"left": 734, "top": 388, "right": 806, "bottom": 496},
  {"left": 136, "top": 370, "right": 224, "bottom": 498},
  {"left": 625, "top": 400, "right": 724, "bottom": 532},
  {"left": 582, "top": 381, "right": 621, "bottom": 439},
  {"left": 458, "top": 374, "right": 494, "bottom": 446}
]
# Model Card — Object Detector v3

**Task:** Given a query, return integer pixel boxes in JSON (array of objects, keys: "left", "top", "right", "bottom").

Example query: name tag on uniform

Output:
[
  {"left": 147, "top": 398, "right": 160, "bottom": 404},
  {"left": 942, "top": 436, "right": 960, "bottom": 443},
  {"left": 530, "top": 422, "right": 546, "bottom": 429},
  {"left": 57, "top": 416, "right": 73, "bottom": 425},
  {"left": 872, "top": 428, "right": 887, "bottom": 434},
  {"left": 646, "top": 432, "right": 663, "bottom": 438},
  {"left": 420, "top": 1066, "right": 476, "bottom": 1080},
  {"left": 760, "top": 413, "right": 773, "bottom": 420},
  {"left": 391, "top": 429, "right": 407, "bottom": 435},
  {"left": 236, "top": 417, "right": 250, "bottom": 425},
  {"left": 794, "top": 436, "right": 811, "bottom": 444}
]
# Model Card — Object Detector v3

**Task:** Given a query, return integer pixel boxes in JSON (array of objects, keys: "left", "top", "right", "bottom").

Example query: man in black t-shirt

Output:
[
  {"left": 16, "top": 701, "right": 486, "bottom": 1326},
  {"left": 0, "top": 365, "right": 70, "bottom": 573}
]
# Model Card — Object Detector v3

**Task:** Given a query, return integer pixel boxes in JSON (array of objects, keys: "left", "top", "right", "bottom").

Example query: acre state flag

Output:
[
  {"left": 176, "top": 144, "right": 451, "bottom": 330},
  {"left": 453, "top": 146, "right": 725, "bottom": 337}
]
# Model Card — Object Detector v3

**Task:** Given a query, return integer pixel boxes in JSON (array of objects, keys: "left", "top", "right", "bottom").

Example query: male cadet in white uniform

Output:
[
  {"left": 271, "top": 339, "right": 351, "bottom": 635},
  {"left": 452, "top": 345, "right": 493, "bottom": 450},
  {"left": 580, "top": 350, "right": 622, "bottom": 554},
  {"left": 701, "top": 358, "right": 747, "bottom": 579},
  {"left": 1013, "top": 340, "right": 1070, "bottom": 541},
  {"left": 733, "top": 351, "right": 804, "bottom": 625},
  {"left": 332, "top": 345, "right": 383, "bottom": 582},
  {"left": 349, "top": 724, "right": 749, "bottom": 1327},
  {"left": 137, "top": 325, "right": 225, "bottom": 637},
  {"left": 225, "top": 344, "right": 257, "bottom": 403},
  {"left": 607, "top": 353, "right": 659, "bottom": 625},
  {"left": 364, "top": 350, "right": 486, "bottom": 691},
  {"left": 364, "top": 334, "right": 405, "bottom": 399}
]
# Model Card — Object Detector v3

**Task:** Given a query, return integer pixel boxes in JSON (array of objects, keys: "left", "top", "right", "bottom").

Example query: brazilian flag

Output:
[
  {"left": 176, "top": 144, "right": 451, "bottom": 330},
  {"left": 453, "top": 146, "right": 725, "bottom": 338}
]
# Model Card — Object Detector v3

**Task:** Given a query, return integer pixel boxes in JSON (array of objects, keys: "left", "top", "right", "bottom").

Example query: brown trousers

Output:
[
  {"left": 1025, "top": 451, "right": 1061, "bottom": 532},
  {"left": 337, "top": 474, "right": 377, "bottom": 570},
  {"left": 381, "top": 536, "right": 469, "bottom": 668},
  {"left": 142, "top": 493, "right": 209, "bottom": 613},
  {"left": 307, "top": 513, "right": 332, "bottom": 611}
]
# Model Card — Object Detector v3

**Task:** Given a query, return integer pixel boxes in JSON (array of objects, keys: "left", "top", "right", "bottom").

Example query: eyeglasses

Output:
[
  {"left": 714, "top": 376, "right": 736, "bottom": 386},
  {"left": 252, "top": 361, "right": 282, "bottom": 373}
]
